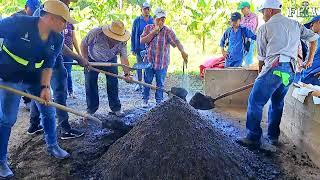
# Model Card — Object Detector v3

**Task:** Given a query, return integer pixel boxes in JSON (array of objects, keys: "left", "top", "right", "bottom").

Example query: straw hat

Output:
[
  {"left": 102, "top": 20, "right": 130, "bottom": 42},
  {"left": 43, "top": 0, "right": 78, "bottom": 24}
]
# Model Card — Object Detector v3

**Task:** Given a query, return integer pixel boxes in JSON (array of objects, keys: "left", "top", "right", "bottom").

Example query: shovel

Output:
[
  {"left": 189, "top": 83, "right": 254, "bottom": 110},
  {"left": 64, "top": 61, "right": 151, "bottom": 71},
  {"left": 89, "top": 67, "right": 188, "bottom": 100},
  {"left": 0, "top": 84, "right": 102, "bottom": 126}
]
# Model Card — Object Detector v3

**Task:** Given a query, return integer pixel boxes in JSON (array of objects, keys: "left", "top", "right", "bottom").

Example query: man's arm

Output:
[
  {"left": 220, "top": 29, "right": 228, "bottom": 58},
  {"left": 40, "top": 68, "right": 52, "bottom": 103},
  {"left": 300, "top": 23, "right": 319, "bottom": 68},
  {"left": 244, "top": 27, "right": 256, "bottom": 40},
  {"left": 63, "top": 44, "right": 88, "bottom": 67},
  {"left": 167, "top": 29, "right": 188, "bottom": 63},
  {"left": 140, "top": 25, "right": 159, "bottom": 44},
  {"left": 80, "top": 39, "right": 89, "bottom": 61},
  {"left": 256, "top": 26, "right": 267, "bottom": 72},
  {"left": 303, "top": 40, "right": 317, "bottom": 68}
]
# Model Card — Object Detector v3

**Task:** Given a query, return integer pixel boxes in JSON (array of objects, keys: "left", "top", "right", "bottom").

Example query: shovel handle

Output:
[
  {"left": 65, "top": 62, "right": 133, "bottom": 69},
  {"left": 0, "top": 84, "right": 102, "bottom": 126},
  {"left": 89, "top": 67, "right": 170, "bottom": 93},
  {"left": 213, "top": 83, "right": 254, "bottom": 101}
]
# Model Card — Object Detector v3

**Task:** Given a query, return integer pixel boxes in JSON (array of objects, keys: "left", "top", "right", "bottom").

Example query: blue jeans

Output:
[
  {"left": 85, "top": 57, "right": 121, "bottom": 114},
  {"left": 143, "top": 67, "right": 167, "bottom": 103},
  {"left": 0, "top": 80, "right": 57, "bottom": 163},
  {"left": 244, "top": 41, "right": 255, "bottom": 66},
  {"left": 136, "top": 50, "right": 144, "bottom": 81},
  {"left": 30, "top": 57, "right": 71, "bottom": 131},
  {"left": 62, "top": 55, "right": 74, "bottom": 94},
  {"left": 246, "top": 63, "right": 294, "bottom": 142}
]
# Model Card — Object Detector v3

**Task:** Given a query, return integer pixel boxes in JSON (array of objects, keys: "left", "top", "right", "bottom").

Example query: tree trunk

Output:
[{"left": 202, "top": 34, "right": 206, "bottom": 53}]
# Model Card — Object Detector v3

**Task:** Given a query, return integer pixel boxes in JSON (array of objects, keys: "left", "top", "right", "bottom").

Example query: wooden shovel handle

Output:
[
  {"left": 213, "top": 83, "right": 254, "bottom": 101},
  {"left": 0, "top": 84, "right": 102, "bottom": 126},
  {"left": 89, "top": 67, "right": 170, "bottom": 93}
]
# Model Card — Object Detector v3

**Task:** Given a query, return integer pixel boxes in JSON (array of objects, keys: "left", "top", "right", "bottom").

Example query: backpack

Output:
[{"left": 224, "top": 27, "right": 251, "bottom": 54}]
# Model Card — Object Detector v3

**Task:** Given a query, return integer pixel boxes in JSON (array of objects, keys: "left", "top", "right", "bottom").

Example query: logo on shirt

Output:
[
  {"left": 51, "top": 45, "right": 55, "bottom": 51},
  {"left": 21, "top": 32, "right": 30, "bottom": 42}
]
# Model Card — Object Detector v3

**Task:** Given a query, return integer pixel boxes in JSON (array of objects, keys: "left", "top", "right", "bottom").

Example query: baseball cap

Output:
[
  {"left": 305, "top": 15, "right": 320, "bottom": 29},
  {"left": 26, "top": 0, "right": 41, "bottom": 14},
  {"left": 230, "top": 12, "right": 241, "bottom": 21},
  {"left": 142, "top": 2, "right": 150, "bottom": 9},
  {"left": 237, "top": 1, "right": 250, "bottom": 10},
  {"left": 154, "top": 8, "right": 166, "bottom": 18},
  {"left": 259, "top": 0, "right": 282, "bottom": 12},
  {"left": 43, "top": 0, "right": 78, "bottom": 24}
]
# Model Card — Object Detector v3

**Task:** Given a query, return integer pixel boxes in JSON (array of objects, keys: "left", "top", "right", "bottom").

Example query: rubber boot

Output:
[
  {"left": 0, "top": 161, "right": 13, "bottom": 178},
  {"left": 0, "top": 126, "right": 13, "bottom": 178},
  {"left": 47, "top": 145, "right": 70, "bottom": 160}
]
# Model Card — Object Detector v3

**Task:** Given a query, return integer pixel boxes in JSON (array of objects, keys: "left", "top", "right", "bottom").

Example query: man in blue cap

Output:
[
  {"left": 300, "top": 15, "right": 320, "bottom": 85},
  {"left": 13, "top": 0, "right": 41, "bottom": 16},
  {"left": 220, "top": 12, "right": 256, "bottom": 67},
  {"left": 0, "top": 0, "right": 77, "bottom": 177}
]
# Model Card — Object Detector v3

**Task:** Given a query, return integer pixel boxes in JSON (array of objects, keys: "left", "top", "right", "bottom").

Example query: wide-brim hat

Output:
[
  {"left": 102, "top": 20, "right": 130, "bottom": 42},
  {"left": 43, "top": 0, "right": 78, "bottom": 24}
]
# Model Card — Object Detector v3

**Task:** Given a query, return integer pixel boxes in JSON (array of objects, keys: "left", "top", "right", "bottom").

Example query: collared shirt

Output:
[
  {"left": 301, "top": 38, "right": 320, "bottom": 84},
  {"left": 82, "top": 27, "right": 127, "bottom": 62},
  {"left": 141, "top": 25, "right": 181, "bottom": 70},
  {"left": 257, "top": 13, "right": 319, "bottom": 77},
  {"left": 131, "top": 15, "right": 154, "bottom": 53},
  {"left": 220, "top": 26, "right": 256, "bottom": 67},
  {"left": 0, "top": 16, "right": 63, "bottom": 83},
  {"left": 240, "top": 12, "right": 258, "bottom": 32}
]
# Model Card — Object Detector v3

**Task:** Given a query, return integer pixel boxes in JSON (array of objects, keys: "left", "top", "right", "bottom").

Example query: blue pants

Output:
[
  {"left": 136, "top": 50, "right": 144, "bottom": 81},
  {"left": 143, "top": 67, "right": 167, "bottom": 103},
  {"left": 62, "top": 55, "right": 74, "bottom": 94},
  {"left": 85, "top": 58, "right": 121, "bottom": 114},
  {"left": 30, "top": 58, "right": 71, "bottom": 131},
  {"left": 246, "top": 63, "right": 294, "bottom": 142},
  {"left": 243, "top": 41, "right": 255, "bottom": 66},
  {"left": 0, "top": 80, "right": 57, "bottom": 163}
]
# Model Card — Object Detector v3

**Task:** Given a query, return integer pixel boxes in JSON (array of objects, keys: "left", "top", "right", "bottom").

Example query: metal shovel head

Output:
[
  {"left": 189, "top": 92, "right": 215, "bottom": 110},
  {"left": 170, "top": 87, "right": 188, "bottom": 101},
  {"left": 132, "top": 62, "right": 152, "bottom": 70}
]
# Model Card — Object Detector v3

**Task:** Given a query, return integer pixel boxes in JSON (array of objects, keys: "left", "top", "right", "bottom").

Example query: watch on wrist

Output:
[{"left": 41, "top": 85, "right": 50, "bottom": 90}]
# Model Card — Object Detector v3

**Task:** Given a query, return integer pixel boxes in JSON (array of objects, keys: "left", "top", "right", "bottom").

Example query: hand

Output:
[
  {"left": 181, "top": 51, "right": 188, "bottom": 64},
  {"left": 315, "top": 72, "right": 320, "bottom": 78},
  {"left": 124, "top": 74, "right": 133, "bottom": 83},
  {"left": 40, "top": 88, "right": 51, "bottom": 105},
  {"left": 222, "top": 50, "right": 228, "bottom": 58},
  {"left": 303, "top": 60, "right": 313, "bottom": 69},
  {"left": 77, "top": 55, "right": 90, "bottom": 68},
  {"left": 152, "top": 26, "right": 161, "bottom": 35}
]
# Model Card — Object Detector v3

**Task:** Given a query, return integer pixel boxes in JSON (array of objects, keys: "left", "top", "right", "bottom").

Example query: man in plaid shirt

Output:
[{"left": 140, "top": 8, "right": 188, "bottom": 107}]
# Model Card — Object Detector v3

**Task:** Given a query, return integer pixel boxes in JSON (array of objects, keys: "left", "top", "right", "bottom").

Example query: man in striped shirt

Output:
[{"left": 140, "top": 8, "right": 188, "bottom": 107}]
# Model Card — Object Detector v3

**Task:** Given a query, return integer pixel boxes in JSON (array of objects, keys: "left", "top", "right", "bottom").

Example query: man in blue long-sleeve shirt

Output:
[
  {"left": 131, "top": 2, "right": 154, "bottom": 91},
  {"left": 220, "top": 12, "right": 256, "bottom": 67}
]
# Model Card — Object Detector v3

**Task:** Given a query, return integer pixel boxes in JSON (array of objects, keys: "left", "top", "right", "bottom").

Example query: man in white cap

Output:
[
  {"left": 140, "top": 8, "right": 188, "bottom": 107},
  {"left": 0, "top": 0, "right": 77, "bottom": 177},
  {"left": 237, "top": 0, "right": 319, "bottom": 148},
  {"left": 131, "top": 2, "right": 154, "bottom": 91},
  {"left": 81, "top": 20, "right": 132, "bottom": 117}
]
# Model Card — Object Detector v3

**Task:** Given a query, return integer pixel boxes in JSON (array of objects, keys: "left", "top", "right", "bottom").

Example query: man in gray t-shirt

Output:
[{"left": 237, "top": 0, "right": 319, "bottom": 149}]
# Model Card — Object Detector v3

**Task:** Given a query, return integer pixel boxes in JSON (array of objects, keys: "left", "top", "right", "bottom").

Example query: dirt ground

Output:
[{"left": 7, "top": 71, "right": 320, "bottom": 179}]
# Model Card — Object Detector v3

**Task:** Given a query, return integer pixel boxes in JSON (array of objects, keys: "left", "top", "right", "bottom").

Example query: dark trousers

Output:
[
  {"left": 85, "top": 57, "right": 121, "bottom": 114},
  {"left": 62, "top": 55, "right": 74, "bottom": 94}
]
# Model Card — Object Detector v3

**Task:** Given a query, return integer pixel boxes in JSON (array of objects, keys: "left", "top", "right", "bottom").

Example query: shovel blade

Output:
[
  {"left": 189, "top": 92, "right": 215, "bottom": 110},
  {"left": 132, "top": 62, "right": 152, "bottom": 70},
  {"left": 170, "top": 87, "right": 188, "bottom": 101}
]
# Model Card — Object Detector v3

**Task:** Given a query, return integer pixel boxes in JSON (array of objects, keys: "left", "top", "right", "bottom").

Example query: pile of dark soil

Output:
[{"left": 93, "top": 97, "right": 278, "bottom": 179}]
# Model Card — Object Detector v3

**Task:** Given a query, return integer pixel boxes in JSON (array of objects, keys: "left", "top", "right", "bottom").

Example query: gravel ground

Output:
[{"left": 7, "top": 71, "right": 320, "bottom": 179}]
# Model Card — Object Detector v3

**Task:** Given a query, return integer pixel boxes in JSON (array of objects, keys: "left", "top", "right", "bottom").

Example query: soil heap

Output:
[{"left": 94, "top": 97, "right": 251, "bottom": 180}]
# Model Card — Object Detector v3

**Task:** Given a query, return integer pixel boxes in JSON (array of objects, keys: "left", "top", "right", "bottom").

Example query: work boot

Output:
[
  {"left": 47, "top": 145, "right": 70, "bottom": 160},
  {"left": 236, "top": 137, "right": 260, "bottom": 148},
  {"left": 0, "top": 161, "right": 13, "bottom": 178}
]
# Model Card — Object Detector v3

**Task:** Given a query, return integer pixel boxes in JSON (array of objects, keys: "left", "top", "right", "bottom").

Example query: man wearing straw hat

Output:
[
  {"left": 0, "top": 0, "right": 76, "bottom": 177},
  {"left": 81, "top": 20, "right": 132, "bottom": 117}
]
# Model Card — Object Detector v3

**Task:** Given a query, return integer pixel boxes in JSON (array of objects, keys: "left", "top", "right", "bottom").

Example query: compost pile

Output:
[{"left": 94, "top": 97, "right": 255, "bottom": 180}]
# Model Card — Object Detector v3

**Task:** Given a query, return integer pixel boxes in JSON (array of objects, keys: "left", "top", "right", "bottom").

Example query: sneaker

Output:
[
  {"left": 60, "top": 128, "right": 84, "bottom": 140},
  {"left": 265, "top": 137, "right": 280, "bottom": 146},
  {"left": 236, "top": 137, "right": 260, "bottom": 148},
  {"left": 110, "top": 110, "right": 125, "bottom": 117},
  {"left": 27, "top": 124, "right": 44, "bottom": 135},
  {"left": 47, "top": 145, "right": 70, "bottom": 159},
  {"left": 0, "top": 161, "right": 13, "bottom": 178}
]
